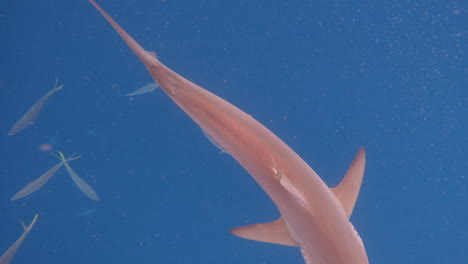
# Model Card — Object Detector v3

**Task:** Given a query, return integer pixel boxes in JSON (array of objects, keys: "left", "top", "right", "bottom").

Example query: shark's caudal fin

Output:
[
  {"left": 229, "top": 217, "right": 298, "bottom": 247},
  {"left": 331, "top": 147, "right": 366, "bottom": 218},
  {"left": 89, "top": 0, "right": 158, "bottom": 66}
]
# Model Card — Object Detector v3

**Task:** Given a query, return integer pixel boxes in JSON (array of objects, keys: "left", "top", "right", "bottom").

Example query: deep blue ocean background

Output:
[{"left": 1, "top": 1, "right": 467, "bottom": 263}]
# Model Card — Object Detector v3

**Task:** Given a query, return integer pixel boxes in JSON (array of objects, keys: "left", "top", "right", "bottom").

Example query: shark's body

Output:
[{"left": 89, "top": 1, "right": 369, "bottom": 263}]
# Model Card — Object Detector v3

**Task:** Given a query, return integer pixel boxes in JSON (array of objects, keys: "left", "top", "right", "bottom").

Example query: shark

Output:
[{"left": 88, "top": 1, "right": 369, "bottom": 263}]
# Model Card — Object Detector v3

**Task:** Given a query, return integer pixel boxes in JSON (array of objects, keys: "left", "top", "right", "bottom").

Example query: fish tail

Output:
[
  {"left": 54, "top": 84, "right": 64, "bottom": 92},
  {"left": 56, "top": 150, "right": 66, "bottom": 161},
  {"left": 21, "top": 214, "right": 38, "bottom": 232},
  {"left": 52, "top": 77, "right": 64, "bottom": 91}
]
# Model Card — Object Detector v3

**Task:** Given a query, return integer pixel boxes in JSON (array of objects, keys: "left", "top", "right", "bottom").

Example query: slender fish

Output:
[
  {"left": 122, "top": 82, "right": 159, "bottom": 96},
  {"left": 57, "top": 151, "right": 100, "bottom": 201},
  {"left": 0, "top": 214, "right": 38, "bottom": 264},
  {"left": 9, "top": 79, "right": 63, "bottom": 136},
  {"left": 11, "top": 154, "right": 80, "bottom": 200}
]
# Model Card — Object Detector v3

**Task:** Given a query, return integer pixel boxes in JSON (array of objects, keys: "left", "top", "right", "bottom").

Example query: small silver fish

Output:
[
  {"left": 11, "top": 154, "right": 80, "bottom": 200},
  {"left": 56, "top": 151, "right": 100, "bottom": 201},
  {"left": 122, "top": 82, "right": 159, "bottom": 97},
  {"left": 9, "top": 78, "right": 63, "bottom": 135}
]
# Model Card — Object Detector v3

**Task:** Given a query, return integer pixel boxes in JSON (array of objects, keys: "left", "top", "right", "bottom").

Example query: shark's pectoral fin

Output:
[
  {"left": 331, "top": 147, "right": 366, "bottom": 218},
  {"left": 229, "top": 217, "right": 298, "bottom": 247}
]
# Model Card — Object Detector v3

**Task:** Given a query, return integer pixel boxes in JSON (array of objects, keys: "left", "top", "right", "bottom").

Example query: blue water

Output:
[{"left": 1, "top": 1, "right": 467, "bottom": 263}]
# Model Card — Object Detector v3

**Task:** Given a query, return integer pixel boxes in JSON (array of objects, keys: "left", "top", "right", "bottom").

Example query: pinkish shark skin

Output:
[{"left": 88, "top": 1, "right": 369, "bottom": 263}]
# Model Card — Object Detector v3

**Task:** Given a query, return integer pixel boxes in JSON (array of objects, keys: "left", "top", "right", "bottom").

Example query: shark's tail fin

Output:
[{"left": 89, "top": 0, "right": 159, "bottom": 66}]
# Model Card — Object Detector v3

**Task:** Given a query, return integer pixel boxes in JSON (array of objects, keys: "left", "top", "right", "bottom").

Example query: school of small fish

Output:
[{"left": 2, "top": 70, "right": 163, "bottom": 262}]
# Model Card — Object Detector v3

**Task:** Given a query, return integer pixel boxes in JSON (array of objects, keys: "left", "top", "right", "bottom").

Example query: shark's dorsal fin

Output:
[
  {"left": 229, "top": 217, "right": 298, "bottom": 247},
  {"left": 331, "top": 147, "right": 366, "bottom": 219}
]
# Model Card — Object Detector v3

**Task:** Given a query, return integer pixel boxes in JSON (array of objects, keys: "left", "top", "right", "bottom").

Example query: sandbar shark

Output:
[{"left": 88, "top": 1, "right": 369, "bottom": 263}]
